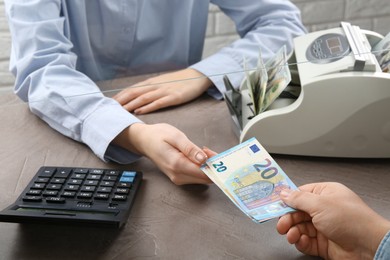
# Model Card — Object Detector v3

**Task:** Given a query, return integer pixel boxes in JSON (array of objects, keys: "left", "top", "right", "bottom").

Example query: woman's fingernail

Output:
[{"left": 195, "top": 152, "right": 207, "bottom": 163}]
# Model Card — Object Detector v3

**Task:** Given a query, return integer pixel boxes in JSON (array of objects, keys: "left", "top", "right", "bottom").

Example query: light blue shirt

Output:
[
  {"left": 4, "top": 0, "right": 306, "bottom": 163},
  {"left": 375, "top": 231, "right": 390, "bottom": 260}
]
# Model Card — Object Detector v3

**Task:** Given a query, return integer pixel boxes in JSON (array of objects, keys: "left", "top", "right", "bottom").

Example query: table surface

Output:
[{"left": 0, "top": 76, "right": 389, "bottom": 260}]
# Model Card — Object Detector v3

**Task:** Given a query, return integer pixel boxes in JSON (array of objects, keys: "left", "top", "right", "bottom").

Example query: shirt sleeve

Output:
[
  {"left": 375, "top": 230, "right": 390, "bottom": 260},
  {"left": 4, "top": 0, "right": 141, "bottom": 164},
  {"left": 191, "top": 0, "right": 307, "bottom": 99}
]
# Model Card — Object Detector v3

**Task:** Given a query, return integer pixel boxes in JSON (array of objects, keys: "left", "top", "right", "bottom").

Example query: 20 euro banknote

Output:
[{"left": 200, "top": 137, "right": 297, "bottom": 223}]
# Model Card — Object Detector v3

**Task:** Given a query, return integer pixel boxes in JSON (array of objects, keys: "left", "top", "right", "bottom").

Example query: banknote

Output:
[
  {"left": 260, "top": 45, "right": 291, "bottom": 112},
  {"left": 242, "top": 50, "right": 265, "bottom": 115},
  {"left": 200, "top": 138, "right": 297, "bottom": 223},
  {"left": 240, "top": 45, "right": 292, "bottom": 115},
  {"left": 257, "top": 51, "right": 268, "bottom": 114},
  {"left": 243, "top": 56, "right": 258, "bottom": 114}
]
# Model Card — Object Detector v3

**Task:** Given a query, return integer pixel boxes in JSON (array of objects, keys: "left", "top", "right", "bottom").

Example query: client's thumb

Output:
[{"left": 280, "top": 188, "right": 319, "bottom": 214}]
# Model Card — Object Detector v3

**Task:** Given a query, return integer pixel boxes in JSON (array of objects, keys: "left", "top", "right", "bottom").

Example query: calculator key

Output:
[
  {"left": 43, "top": 190, "right": 59, "bottom": 197},
  {"left": 87, "top": 174, "right": 101, "bottom": 181},
  {"left": 38, "top": 167, "right": 56, "bottom": 177},
  {"left": 22, "top": 196, "right": 42, "bottom": 202},
  {"left": 115, "top": 188, "right": 129, "bottom": 194},
  {"left": 100, "top": 181, "right": 115, "bottom": 187},
  {"left": 73, "top": 168, "right": 89, "bottom": 174},
  {"left": 103, "top": 176, "right": 117, "bottom": 181},
  {"left": 54, "top": 168, "right": 72, "bottom": 178},
  {"left": 51, "top": 178, "right": 66, "bottom": 184},
  {"left": 81, "top": 186, "right": 96, "bottom": 192},
  {"left": 118, "top": 182, "right": 132, "bottom": 188},
  {"left": 119, "top": 177, "right": 134, "bottom": 183},
  {"left": 106, "top": 170, "right": 120, "bottom": 176},
  {"left": 122, "top": 171, "right": 137, "bottom": 177},
  {"left": 26, "top": 189, "right": 42, "bottom": 196},
  {"left": 84, "top": 180, "right": 98, "bottom": 186},
  {"left": 67, "top": 179, "right": 83, "bottom": 185},
  {"left": 46, "top": 197, "right": 66, "bottom": 203},
  {"left": 31, "top": 183, "right": 46, "bottom": 189},
  {"left": 61, "top": 191, "right": 76, "bottom": 198},
  {"left": 94, "top": 193, "right": 109, "bottom": 200},
  {"left": 90, "top": 169, "right": 104, "bottom": 175},
  {"left": 35, "top": 177, "right": 50, "bottom": 183},
  {"left": 112, "top": 195, "right": 127, "bottom": 201},
  {"left": 72, "top": 174, "right": 86, "bottom": 179},
  {"left": 64, "top": 185, "right": 80, "bottom": 191},
  {"left": 97, "top": 187, "right": 112, "bottom": 193},
  {"left": 47, "top": 184, "right": 62, "bottom": 190},
  {"left": 77, "top": 192, "right": 93, "bottom": 199}
]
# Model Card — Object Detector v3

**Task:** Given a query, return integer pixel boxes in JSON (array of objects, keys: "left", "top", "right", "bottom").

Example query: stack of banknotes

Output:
[
  {"left": 244, "top": 45, "right": 292, "bottom": 115},
  {"left": 200, "top": 138, "right": 297, "bottom": 223},
  {"left": 373, "top": 32, "right": 390, "bottom": 73}
]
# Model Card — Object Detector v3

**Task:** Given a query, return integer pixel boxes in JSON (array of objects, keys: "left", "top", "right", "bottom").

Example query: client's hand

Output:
[
  {"left": 277, "top": 182, "right": 390, "bottom": 260},
  {"left": 113, "top": 68, "right": 212, "bottom": 114}
]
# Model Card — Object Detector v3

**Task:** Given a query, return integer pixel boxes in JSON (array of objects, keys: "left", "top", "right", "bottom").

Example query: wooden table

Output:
[{"left": 0, "top": 77, "right": 389, "bottom": 259}]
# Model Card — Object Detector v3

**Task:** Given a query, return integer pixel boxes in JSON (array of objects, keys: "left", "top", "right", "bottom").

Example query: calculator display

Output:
[{"left": 306, "top": 33, "right": 350, "bottom": 64}]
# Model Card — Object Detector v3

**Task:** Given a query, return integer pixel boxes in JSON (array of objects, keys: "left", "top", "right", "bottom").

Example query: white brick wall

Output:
[
  {"left": 0, "top": 1, "right": 13, "bottom": 91},
  {"left": 1, "top": 1, "right": 390, "bottom": 90},
  {"left": 204, "top": 0, "right": 390, "bottom": 57},
  {"left": 293, "top": 0, "right": 390, "bottom": 33}
]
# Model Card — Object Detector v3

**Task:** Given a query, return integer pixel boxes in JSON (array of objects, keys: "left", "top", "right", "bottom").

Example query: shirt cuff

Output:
[
  {"left": 375, "top": 230, "right": 390, "bottom": 260},
  {"left": 190, "top": 51, "right": 244, "bottom": 100},
  {"left": 81, "top": 99, "right": 143, "bottom": 164}
]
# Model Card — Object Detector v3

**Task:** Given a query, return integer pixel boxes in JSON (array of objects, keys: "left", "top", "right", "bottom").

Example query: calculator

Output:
[{"left": 0, "top": 166, "right": 142, "bottom": 228}]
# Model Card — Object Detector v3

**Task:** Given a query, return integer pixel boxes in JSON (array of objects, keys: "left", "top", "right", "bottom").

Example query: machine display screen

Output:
[
  {"left": 306, "top": 33, "right": 350, "bottom": 64},
  {"left": 326, "top": 37, "right": 342, "bottom": 54}
]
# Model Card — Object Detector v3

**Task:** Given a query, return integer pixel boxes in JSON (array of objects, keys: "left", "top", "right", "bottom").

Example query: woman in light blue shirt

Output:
[{"left": 4, "top": 0, "right": 306, "bottom": 184}]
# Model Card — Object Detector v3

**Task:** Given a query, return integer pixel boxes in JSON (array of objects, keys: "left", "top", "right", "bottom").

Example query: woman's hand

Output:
[
  {"left": 113, "top": 68, "right": 212, "bottom": 114},
  {"left": 113, "top": 123, "right": 211, "bottom": 185}
]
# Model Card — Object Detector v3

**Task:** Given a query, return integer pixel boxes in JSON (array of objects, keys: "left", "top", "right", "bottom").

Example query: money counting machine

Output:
[{"left": 226, "top": 22, "right": 390, "bottom": 158}]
